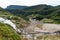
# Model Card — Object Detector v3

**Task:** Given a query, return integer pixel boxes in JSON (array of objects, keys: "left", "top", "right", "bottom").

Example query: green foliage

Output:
[
  {"left": 0, "top": 7, "right": 25, "bottom": 40},
  {"left": 0, "top": 22, "right": 22, "bottom": 40},
  {"left": 6, "top": 4, "right": 60, "bottom": 23}
]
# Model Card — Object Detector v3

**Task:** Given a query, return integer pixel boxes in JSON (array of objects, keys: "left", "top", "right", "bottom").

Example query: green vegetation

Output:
[
  {"left": 0, "top": 22, "right": 22, "bottom": 40},
  {"left": 0, "top": 7, "right": 29, "bottom": 28},
  {"left": 6, "top": 4, "right": 60, "bottom": 23},
  {"left": 0, "top": 7, "right": 28, "bottom": 40}
]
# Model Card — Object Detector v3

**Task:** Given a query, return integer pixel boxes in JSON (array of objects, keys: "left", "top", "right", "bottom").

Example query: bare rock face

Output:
[
  {"left": 42, "top": 23, "right": 60, "bottom": 32},
  {"left": 23, "top": 19, "right": 43, "bottom": 33},
  {"left": 23, "top": 19, "right": 60, "bottom": 34}
]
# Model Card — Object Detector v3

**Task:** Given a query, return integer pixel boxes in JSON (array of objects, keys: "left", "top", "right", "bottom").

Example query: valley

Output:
[{"left": 0, "top": 4, "right": 60, "bottom": 40}]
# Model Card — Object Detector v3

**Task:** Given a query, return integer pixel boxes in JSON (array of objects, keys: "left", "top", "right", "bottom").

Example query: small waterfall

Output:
[{"left": 0, "top": 17, "right": 21, "bottom": 33}]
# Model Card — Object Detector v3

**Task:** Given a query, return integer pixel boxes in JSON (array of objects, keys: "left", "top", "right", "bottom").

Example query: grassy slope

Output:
[
  {"left": 0, "top": 7, "right": 29, "bottom": 29},
  {"left": 0, "top": 22, "right": 22, "bottom": 40},
  {"left": 0, "top": 7, "right": 24, "bottom": 40}
]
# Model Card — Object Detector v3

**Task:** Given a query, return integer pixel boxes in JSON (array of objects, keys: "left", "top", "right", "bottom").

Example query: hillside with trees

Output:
[{"left": 6, "top": 4, "right": 60, "bottom": 23}]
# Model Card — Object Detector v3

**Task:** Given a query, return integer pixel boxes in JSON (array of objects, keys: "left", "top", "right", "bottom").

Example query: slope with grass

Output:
[
  {"left": 0, "top": 7, "right": 29, "bottom": 40},
  {"left": 0, "top": 22, "right": 22, "bottom": 40}
]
